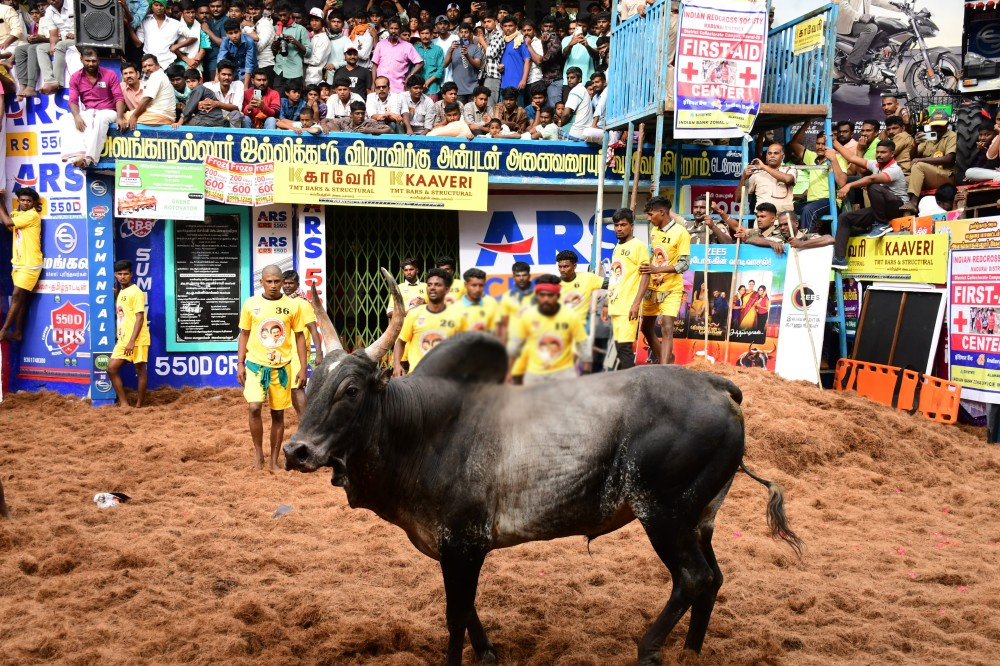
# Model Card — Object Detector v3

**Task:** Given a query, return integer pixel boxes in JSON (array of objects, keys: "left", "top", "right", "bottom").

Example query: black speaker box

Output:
[{"left": 77, "top": 0, "right": 124, "bottom": 51}]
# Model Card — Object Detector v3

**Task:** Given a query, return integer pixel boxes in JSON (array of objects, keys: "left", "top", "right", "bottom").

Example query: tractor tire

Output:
[{"left": 954, "top": 100, "right": 984, "bottom": 184}]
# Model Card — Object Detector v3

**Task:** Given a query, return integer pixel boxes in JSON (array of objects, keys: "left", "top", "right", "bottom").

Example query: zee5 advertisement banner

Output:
[
  {"left": 114, "top": 161, "right": 205, "bottom": 220},
  {"left": 948, "top": 249, "right": 1000, "bottom": 404},
  {"left": 843, "top": 234, "right": 949, "bottom": 283},
  {"left": 274, "top": 163, "right": 488, "bottom": 211},
  {"left": 673, "top": 0, "right": 768, "bottom": 139},
  {"left": 5, "top": 92, "right": 87, "bottom": 218}
]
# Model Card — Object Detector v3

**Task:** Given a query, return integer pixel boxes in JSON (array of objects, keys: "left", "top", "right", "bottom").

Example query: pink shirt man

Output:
[{"left": 372, "top": 38, "right": 423, "bottom": 93}]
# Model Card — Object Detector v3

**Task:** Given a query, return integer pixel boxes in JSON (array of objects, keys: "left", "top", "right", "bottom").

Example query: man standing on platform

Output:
[
  {"left": 108, "top": 259, "right": 150, "bottom": 408},
  {"left": 638, "top": 196, "right": 690, "bottom": 365},
  {"left": 507, "top": 274, "right": 589, "bottom": 385},
  {"left": 237, "top": 264, "right": 307, "bottom": 471},
  {"left": 61, "top": 48, "right": 126, "bottom": 169},
  {"left": 601, "top": 208, "right": 650, "bottom": 370}
]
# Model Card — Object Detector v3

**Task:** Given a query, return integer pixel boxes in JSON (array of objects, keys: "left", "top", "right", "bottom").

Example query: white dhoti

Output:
[{"left": 59, "top": 108, "right": 118, "bottom": 166}]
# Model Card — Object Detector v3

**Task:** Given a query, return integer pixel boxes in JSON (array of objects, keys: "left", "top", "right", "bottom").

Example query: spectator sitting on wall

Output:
[
  {"left": 899, "top": 109, "right": 957, "bottom": 213},
  {"left": 463, "top": 84, "right": 492, "bottom": 135},
  {"left": 325, "top": 76, "right": 363, "bottom": 120},
  {"left": 15, "top": 0, "right": 73, "bottom": 97},
  {"left": 732, "top": 203, "right": 784, "bottom": 251},
  {"left": 855, "top": 118, "right": 880, "bottom": 162},
  {"left": 883, "top": 115, "right": 913, "bottom": 173},
  {"left": 204, "top": 59, "right": 245, "bottom": 127},
  {"left": 492, "top": 86, "right": 528, "bottom": 133},
  {"left": 366, "top": 74, "right": 404, "bottom": 129},
  {"left": 739, "top": 143, "right": 797, "bottom": 213},
  {"left": 217, "top": 17, "right": 257, "bottom": 88},
  {"left": 561, "top": 65, "right": 581, "bottom": 104},
  {"left": 789, "top": 123, "right": 847, "bottom": 233},
  {"left": 242, "top": 67, "right": 280, "bottom": 129},
  {"left": 428, "top": 81, "right": 459, "bottom": 128},
  {"left": 562, "top": 68, "right": 593, "bottom": 141},
  {"left": 126, "top": 54, "right": 178, "bottom": 128},
  {"left": 167, "top": 64, "right": 191, "bottom": 118},
  {"left": 401, "top": 73, "right": 435, "bottom": 134},
  {"left": 60, "top": 47, "right": 126, "bottom": 170},
  {"left": 479, "top": 116, "right": 521, "bottom": 139},
  {"left": 963, "top": 119, "right": 1000, "bottom": 183},
  {"left": 278, "top": 81, "right": 306, "bottom": 121},
  {"left": 304, "top": 84, "right": 326, "bottom": 122},
  {"left": 521, "top": 104, "right": 559, "bottom": 140},
  {"left": 119, "top": 62, "right": 144, "bottom": 114},
  {"left": 831, "top": 139, "right": 908, "bottom": 269},
  {"left": 427, "top": 100, "right": 473, "bottom": 138},
  {"left": 173, "top": 67, "right": 227, "bottom": 127},
  {"left": 277, "top": 104, "right": 324, "bottom": 134},
  {"left": 327, "top": 99, "right": 393, "bottom": 134}
]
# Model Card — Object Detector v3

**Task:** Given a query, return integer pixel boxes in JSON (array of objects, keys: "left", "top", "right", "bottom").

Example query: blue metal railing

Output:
[
  {"left": 762, "top": 3, "right": 839, "bottom": 108},
  {"left": 605, "top": 0, "right": 675, "bottom": 129}
]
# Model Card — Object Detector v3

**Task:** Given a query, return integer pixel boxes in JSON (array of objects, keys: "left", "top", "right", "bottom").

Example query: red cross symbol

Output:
[
  {"left": 738, "top": 67, "right": 758, "bottom": 87},
  {"left": 681, "top": 62, "right": 699, "bottom": 81},
  {"left": 952, "top": 310, "right": 968, "bottom": 332},
  {"left": 121, "top": 164, "right": 140, "bottom": 179}
]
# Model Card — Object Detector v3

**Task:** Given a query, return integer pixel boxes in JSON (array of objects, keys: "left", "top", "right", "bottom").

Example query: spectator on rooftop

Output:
[
  {"left": 401, "top": 72, "right": 435, "bottom": 134},
  {"left": 492, "top": 86, "right": 527, "bottom": 133},
  {"left": 304, "top": 7, "right": 331, "bottom": 84},
  {"left": 883, "top": 115, "right": 913, "bottom": 173},
  {"left": 334, "top": 46, "right": 372, "bottom": 97},
  {"left": 738, "top": 143, "right": 797, "bottom": 213},
  {"left": 328, "top": 99, "right": 393, "bottom": 133},
  {"left": 121, "top": 0, "right": 150, "bottom": 65},
  {"left": 203, "top": 59, "right": 245, "bottom": 127},
  {"left": 900, "top": 109, "right": 957, "bottom": 213},
  {"left": 245, "top": 0, "right": 276, "bottom": 82},
  {"left": 414, "top": 23, "right": 444, "bottom": 100},
  {"left": 521, "top": 20, "right": 543, "bottom": 94},
  {"left": 217, "top": 18, "right": 257, "bottom": 88},
  {"left": 372, "top": 16, "right": 422, "bottom": 93},
  {"left": 324, "top": 11, "right": 348, "bottom": 76},
  {"left": 279, "top": 81, "right": 306, "bottom": 120},
  {"left": 478, "top": 10, "right": 504, "bottom": 104},
  {"left": 13, "top": 4, "right": 47, "bottom": 99},
  {"left": 60, "top": 47, "right": 126, "bottom": 170},
  {"left": 19, "top": 0, "right": 73, "bottom": 96},
  {"left": 126, "top": 54, "right": 178, "bottom": 128},
  {"left": 347, "top": 11, "right": 375, "bottom": 69},
  {"left": 536, "top": 15, "right": 563, "bottom": 106},
  {"left": 963, "top": 119, "right": 1000, "bottom": 183},
  {"left": 433, "top": 15, "right": 458, "bottom": 83},
  {"left": 0, "top": 1, "right": 23, "bottom": 62},
  {"left": 427, "top": 100, "right": 473, "bottom": 138},
  {"left": 176, "top": 0, "right": 206, "bottom": 72},
  {"left": 173, "top": 68, "right": 227, "bottom": 127},
  {"left": 449, "top": 22, "right": 482, "bottom": 103},
  {"left": 242, "top": 67, "right": 280, "bottom": 128},
  {"left": 272, "top": 3, "right": 312, "bottom": 94},
  {"left": 497, "top": 15, "right": 529, "bottom": 97},
  {"left": 201, "top": 0, "right": 228, "bottom": 80},
  {"left": 561, "top": 15, "right": 597, "bottom": 87},
  {"left": 277, "top": 104, "right": 324, "bottom": 133},
  {"left": 366, "top": 74, "right": 404, "bottom": 129},
  {"left": 132, "top": 0, "right": 188, "bottom": 71},
  {"left": 325, "top": 76, "right": 364, "bottom": 121}
]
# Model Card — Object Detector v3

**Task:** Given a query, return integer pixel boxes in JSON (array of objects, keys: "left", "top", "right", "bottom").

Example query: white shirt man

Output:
[
  {"left": 204, "top": 77, "right": 245, "bottom": 127},
  {"left": 327, "top": 91, "right": 365, "bottom": 120},
  {"left": 349, "top": 27, "right": 374, "bottom": 69},
  {"left": 254, "top": 13, "right": 276, "bottom": 70},
  {"left": 137, "top": 13, "right": 184, "bottom": 69},
  {"left": 433, "top": 28, "right": 459, "bottom": 84},
  {"left": 139, "top": 68, "right": 177, "bottom": 123},
  {"left": 366, "top": 88, "right": 403, "bottom": 117},
  {"left": 564, "top": 81, "right": 594, "bottom": 141}
]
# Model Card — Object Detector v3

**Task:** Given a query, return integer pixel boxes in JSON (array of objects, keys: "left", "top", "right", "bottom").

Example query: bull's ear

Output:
[
  {"left": 411, "top": 332, "right": 507, "bottom": 384},
  {"left": 375, "top": 368, "right": 392, "bottom": 392}
]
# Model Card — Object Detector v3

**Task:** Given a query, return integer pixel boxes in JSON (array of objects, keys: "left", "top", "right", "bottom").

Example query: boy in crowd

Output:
[
  {"left": 108, "top": 259, "right": 151, "bottom": 408},
  {"left": 173, "top": 68, "right": 227, "bottom": 127},
  {"left": 277, "top": 104, "right": 324, "bottom": 134}
]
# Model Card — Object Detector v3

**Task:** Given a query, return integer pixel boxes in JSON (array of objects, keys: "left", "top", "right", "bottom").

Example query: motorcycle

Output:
[{"left": 834, "top": 0, "right": 961, "bottom": 97}]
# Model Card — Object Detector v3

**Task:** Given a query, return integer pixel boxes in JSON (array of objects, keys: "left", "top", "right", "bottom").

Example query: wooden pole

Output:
[
  {"left": 789, "top": 245, "right": 822, "bottom": 385},
  {"left": 723, "top": 184, "right": 747, "bottom": 364},
  {"left": 630, "top": 123, "right": 646, "bottom": 211}
]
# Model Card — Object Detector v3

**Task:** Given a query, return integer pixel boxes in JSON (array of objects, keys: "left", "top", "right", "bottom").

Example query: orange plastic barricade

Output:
[{"left": 834, "top": 359, "right": 961, "bottom": 424}]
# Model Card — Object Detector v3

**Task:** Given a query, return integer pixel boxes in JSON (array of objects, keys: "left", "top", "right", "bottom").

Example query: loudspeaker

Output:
[{"left": 77, "top": 0, "right": 124, "bottom": 51}]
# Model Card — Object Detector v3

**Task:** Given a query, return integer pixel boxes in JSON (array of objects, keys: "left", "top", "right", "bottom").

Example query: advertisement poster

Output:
[
  {"left": 274, "top": 163, "right": 488, "bottom": 211},
  {"left": 844, "top": 233, "right": 949, "bottom": 283},
  {"left": 252, "top": 205, "right": 295, "bottom": 292},
  {"left": 948, "top": 249, "right": 1000, "bottom": 404},
  {"left": 205, "top": 156, "right": 275, "bottom": 207},
  {"left": 115, "top": 161, "right": 206, "bottom": 220},
  {"left": 673, "top": 0, "right": 768, "bottom": 139},
  {"left": 792, "top": 15, "right": 824, "bottom": 55},
  {"left": 774, "top": 246, "right": 834, "bottom": 382},
  {"left": 937, "top": 215, "right": 1000, "bottom": 250},
  {"left": 297, "top": 205, "right": 327, "bottom": 307},
  {"left": 87, "top": 175, "right": 116, "bottom": 404}
]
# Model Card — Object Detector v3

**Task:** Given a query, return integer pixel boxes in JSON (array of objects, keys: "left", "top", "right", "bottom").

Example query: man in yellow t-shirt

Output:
[
  {"left": 507, "top": 274, "right": 590, "bottom": 385},
  {"left": 108, "top": 259, "right": 151, "bottom": 407},
  {"left": 555, "top": 249, "right": 607, "bottom": 328},
  {"left": 497, "top": 261, "right": 535, "bottom": 383},
  {"left": 282, "top": 270, "right": 324, "bottom": 416},
  {"left": 393, "top": 268, "right": 465, "bottom": 375},
  {"left": 639, "top": 196, "right": 690, "bottom": 365},
  {"left": 457, "top": 268, "right": 500, "bottom": 334},
  {"left": 237, "top": 265, "right": 307, "bottom": 471},
  {"left": 0, "top": 188, "right": 43, "bottom": 342},
  {"left": 435, "top": 255, "right": 467, "bottom": 305},
  {"left": 388, "top": 257, "right": 427, "bottom": 314},
  {"left": 601, "top": 208, "right": 650, "bottom": 370}
]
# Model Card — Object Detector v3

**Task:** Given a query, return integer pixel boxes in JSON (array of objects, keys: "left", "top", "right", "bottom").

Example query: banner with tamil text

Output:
[
  {"left": 843, "top": 234, "right": 949, "bottom": 283},
  {"left": 948, "top": 249, "right": 1000, "bottom": 404},
  {"left": 205, "top": 156, "right": 275, "bottom": 207},
  {"left": 273, "top": 163, "right": 488, "bottom": 211},
  {"left": 674, "top": 0, "right": 768, "bottom": 139},
  {"left": 114, "top": 161, "right": 205, "bottom": 221},
  {"left": 937, "top": 215, "right": 1000, "bottom": 251}
]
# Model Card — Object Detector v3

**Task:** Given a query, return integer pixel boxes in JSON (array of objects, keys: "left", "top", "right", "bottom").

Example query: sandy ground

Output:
[{"left": 1, "top": 364, "right": 998, "bottom": 665}]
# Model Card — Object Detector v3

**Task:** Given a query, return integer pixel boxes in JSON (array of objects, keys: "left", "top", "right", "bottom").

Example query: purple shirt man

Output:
[
  {"left": 69, "top": 66, "right": 125, "bottom": 110},
  {"left": 371, "top": 20, "right": 423, "bottom": 93},
  {"left": 62, "top": 54, "right": 127, "bottom": 168}
]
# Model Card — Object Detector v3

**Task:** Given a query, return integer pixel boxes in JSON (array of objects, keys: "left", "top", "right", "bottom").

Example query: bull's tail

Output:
[
  {"left": 740, "top": 461, "right": 802, "bottom": 558},
  {"left": 0, "top": 478, "right": 8, "bottom": 519}
]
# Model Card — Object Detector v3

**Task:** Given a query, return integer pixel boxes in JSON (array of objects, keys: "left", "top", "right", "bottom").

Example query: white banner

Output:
[
  {"left": 297, "top": 205, "right": 327, "bottom": 308},
  {"left": 774, "top": 245, "right": 833, "bottom": 382},
  {"left": 252, "top": 205, "right": 295, "bottom": 294}
]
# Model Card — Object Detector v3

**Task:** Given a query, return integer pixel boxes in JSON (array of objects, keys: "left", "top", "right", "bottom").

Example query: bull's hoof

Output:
[
  {"left": 477, "top": 648, "right": 497, "bottom": 664},
  {"left": 637, "top": 652, "right": 662, "bottom": 666}
]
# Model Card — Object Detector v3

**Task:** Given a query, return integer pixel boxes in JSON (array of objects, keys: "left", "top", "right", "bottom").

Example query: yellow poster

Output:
[
  {"left": 844, "top": 233, "right": 949, "bottom": 283},
  {"left": 792, "top": 16, "right": 824, "bottom": 56},
  {"left": 936, "top": 215, "right": 1000, "bottom": 250},
  {"left": 273, "top": 163, "right": 488, "bottom": 211}
]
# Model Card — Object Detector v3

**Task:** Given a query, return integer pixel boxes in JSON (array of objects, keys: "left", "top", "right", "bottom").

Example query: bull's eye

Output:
[{"left": 346, "top": 386, "right": 359, "bottom": 398}]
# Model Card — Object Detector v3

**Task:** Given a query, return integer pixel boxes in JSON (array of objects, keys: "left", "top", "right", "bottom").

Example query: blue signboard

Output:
[{"left": 87, "top": 174, "right": 116, "bottom": 404}]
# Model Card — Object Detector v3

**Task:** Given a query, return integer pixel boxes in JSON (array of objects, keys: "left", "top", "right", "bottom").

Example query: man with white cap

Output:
[
  {"left": 900, "top": 108, "right": 957, "bottom": 213},
  {"left": 305, "top": 7, "right": 331, "bottom": 84},
  {"left": 445, "top": 2, "right": 461, "bottom": 29},
  {"left": 433, "top": 14, "right": 459, "bottom": 84}
]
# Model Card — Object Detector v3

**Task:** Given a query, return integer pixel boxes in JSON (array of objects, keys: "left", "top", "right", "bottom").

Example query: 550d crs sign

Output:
[{"left": 272, "top": 163, "right": 488, "bottom": 211}]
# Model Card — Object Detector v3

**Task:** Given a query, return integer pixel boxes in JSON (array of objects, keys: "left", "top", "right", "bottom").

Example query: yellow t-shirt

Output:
[
  {"left": 399, "top": 303, "right": 464, "bottom": 369},
  {"left": 458, "top": 295, "right": 499, "bottom": 333},
  {"left": 115, "top": 284, "right": 150, "bottom": 346},
  {"left": 608, "top": 237, "right": 650, "bottom": 316},
  {"left": 239, "top": 294, "right": 305, "bottom": 367},
  {"left": 445, "top": 281, "right": 466, "bottom": 306},
  {"left": 560, "top": 271, "right": 605, "bottom": 323},
  {"left": 516, "top": 304, "right": 587, "bottom": 375},
  {"left": 290, "top": 295, "right": 315, "bottom": 353},
  {"left": 11, "top": 208, "right": 43, "bottom": 269},
  {"left": 388, "top": 280, "right": 428, "bottom": 313},
  {"left": 648, "top": 221, "right": 690, "bottom": 294},
  {"left": 500, "top": 289, "right": 535, "bottom": 335}
]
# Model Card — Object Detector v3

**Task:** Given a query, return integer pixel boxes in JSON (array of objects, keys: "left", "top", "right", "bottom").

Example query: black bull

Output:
[{"left": 284, "top": 270, "right": 802, "bottom": 665}]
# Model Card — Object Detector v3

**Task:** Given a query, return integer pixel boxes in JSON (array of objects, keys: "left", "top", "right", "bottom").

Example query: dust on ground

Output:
[{"left": 1, "top": 365, "right": 998, "bottom": 665}]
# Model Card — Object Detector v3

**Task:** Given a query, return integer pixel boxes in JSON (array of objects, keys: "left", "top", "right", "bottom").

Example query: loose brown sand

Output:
[{"left": 1, "top": 365, "right": 999, "bottom": 665}]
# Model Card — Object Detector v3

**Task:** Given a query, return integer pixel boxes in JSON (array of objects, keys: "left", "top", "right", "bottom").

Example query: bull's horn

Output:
[
  {"left": 311, "top": 284, "right": 344, "bottom": 355},
  {"left": 364, "top": 268, "right": 405, "bottom": 362}
]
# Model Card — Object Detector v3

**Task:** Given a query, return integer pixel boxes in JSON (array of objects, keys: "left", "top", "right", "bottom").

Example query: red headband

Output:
[{"left": 534, "top": 283, "right": 561, "bottom": 294}]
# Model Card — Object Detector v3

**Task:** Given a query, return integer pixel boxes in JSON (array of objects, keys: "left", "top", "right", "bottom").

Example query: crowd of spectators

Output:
[{"left": 0, "top": 0, "right": 628, "bottom": 167}]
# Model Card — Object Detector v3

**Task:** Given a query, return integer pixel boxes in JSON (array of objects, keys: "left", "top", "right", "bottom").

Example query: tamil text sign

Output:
[
  {"left": 115, "top": 161, "right": 205, "bottom": 220},
  {"left": 844, "top": 234, "right": 949, "bottom": 283}
]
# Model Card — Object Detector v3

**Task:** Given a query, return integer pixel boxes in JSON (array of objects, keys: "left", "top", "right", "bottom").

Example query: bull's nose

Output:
[{"left": 283, "top": 443, "right": 311, "bottom": 471}]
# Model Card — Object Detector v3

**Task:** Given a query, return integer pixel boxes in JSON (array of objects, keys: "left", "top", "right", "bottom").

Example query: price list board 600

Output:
[{"left": 172, "top": 215, "right": 243, "bottom": 344}]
